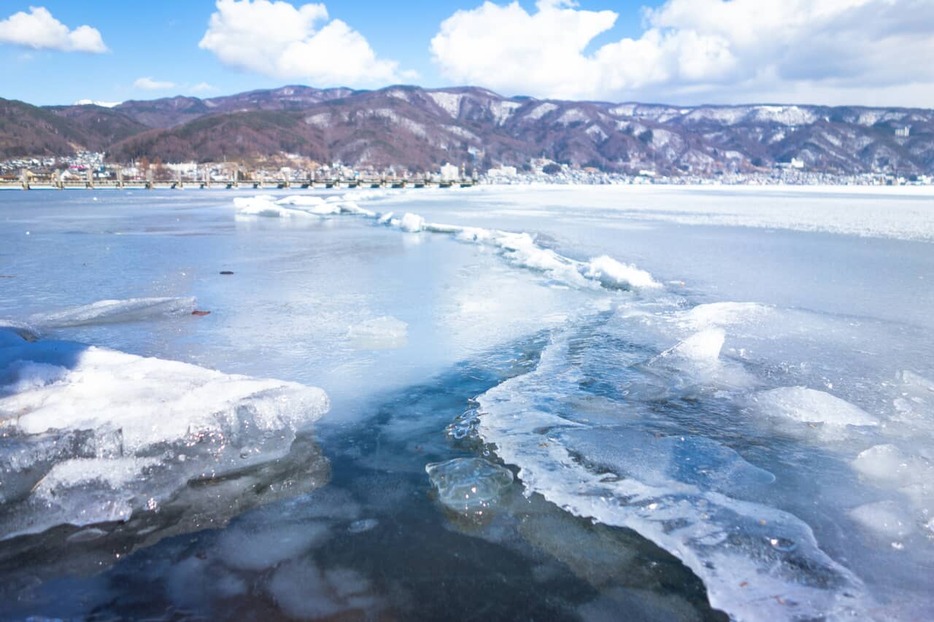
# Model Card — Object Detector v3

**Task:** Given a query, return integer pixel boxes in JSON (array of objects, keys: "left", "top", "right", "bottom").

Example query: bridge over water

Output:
[{"left": 0, "top": 169, "right": 474, "bottom": 191}]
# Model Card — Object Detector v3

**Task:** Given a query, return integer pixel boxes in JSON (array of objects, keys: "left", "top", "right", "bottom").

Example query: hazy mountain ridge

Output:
[
  {"left": 1, "top": 86, "right": 931, "bottom": 176},
  {"left": 0, "top": 97, "right": 100, "bottom": 158}
]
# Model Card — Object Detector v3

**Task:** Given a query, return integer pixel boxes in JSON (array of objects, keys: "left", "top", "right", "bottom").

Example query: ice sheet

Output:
[
  {"left": 362, "top": 184, "right": 934, "bottom": 241},
  {"left": 475, "top": 321, "right": 873, "bottom": 620},
  {"left": 230, "top": 186, "right": 934, "bottom": 620},
  {"left": 2, "top": 184, "right": 933, "bottom": 621}
]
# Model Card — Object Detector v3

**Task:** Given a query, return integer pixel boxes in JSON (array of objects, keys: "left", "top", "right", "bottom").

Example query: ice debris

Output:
[
  {"left": 425, "top": 457, "right": 514, "bottom": 515},
  {"left": 753, "top": 386, "right": 879, "bottom": 427}
]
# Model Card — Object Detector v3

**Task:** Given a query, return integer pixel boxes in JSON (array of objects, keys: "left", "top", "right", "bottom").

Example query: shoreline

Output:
[{"left": 2, "top": 179, "right": 932, "bottom": 193}]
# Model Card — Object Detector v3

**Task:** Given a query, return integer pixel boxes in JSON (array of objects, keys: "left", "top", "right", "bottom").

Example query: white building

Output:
[
  {"left": 440, "top": 163, "right": 460, "bottom": 182},
  {"left": 487, "top": 165, "right": 518, "bottom": 179}
]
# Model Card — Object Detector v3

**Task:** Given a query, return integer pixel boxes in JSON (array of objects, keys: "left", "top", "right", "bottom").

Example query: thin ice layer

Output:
[
  {"left": 0, "top": 327, "right": 329, "bottom": 538},
  {"left": 27, "top": 297, "right": 196, "bottom": 329}
]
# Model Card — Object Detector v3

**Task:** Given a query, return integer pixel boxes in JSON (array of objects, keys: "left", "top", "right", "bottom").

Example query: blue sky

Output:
[{"left": 2, "top": 0, "right": 933, "bottom": 108}]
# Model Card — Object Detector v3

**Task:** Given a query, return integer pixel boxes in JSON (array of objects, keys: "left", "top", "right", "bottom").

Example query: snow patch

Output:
[
  {"left": 524, "top": 102, "right": 558, "bottom": 121},
  {"left": 490, "top": 100, "right": 522, "bottom": 125},
  {"left": 586, "top": 124, "right": 608, "bottom": 141},
  {"left": 444, "top": 124, "right": 480, "bottom": 142},
  {"left": 304, "top": 112, "right": 331, "bottom": 128},
  {"left": 751, "top": 105, "right": 817, "bottom": 126},
  {"left": 556, "top": 108, "right": 589, "bottom": 126},
  {"left": 427, "top": 91, "right": 464, "bottom": 117}
]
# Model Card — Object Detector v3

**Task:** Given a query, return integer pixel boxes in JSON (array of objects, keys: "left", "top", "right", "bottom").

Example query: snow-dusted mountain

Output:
[{"left": 2, "top": 85, "right": 931, "bottom": 175}]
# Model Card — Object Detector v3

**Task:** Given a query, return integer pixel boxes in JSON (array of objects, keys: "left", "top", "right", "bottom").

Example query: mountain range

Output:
[{"left": 1, "top": 85, "right": 932, "bottom": 176}]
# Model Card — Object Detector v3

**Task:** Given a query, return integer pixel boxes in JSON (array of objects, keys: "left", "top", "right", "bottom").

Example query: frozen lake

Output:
[{"left": 1, "top": 184, "right": 933, "bottom": 620}]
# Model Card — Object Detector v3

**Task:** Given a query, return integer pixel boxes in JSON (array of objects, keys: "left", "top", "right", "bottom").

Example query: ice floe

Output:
[{"left": 0, "top": 326, "right": 329, "bottom": 538}]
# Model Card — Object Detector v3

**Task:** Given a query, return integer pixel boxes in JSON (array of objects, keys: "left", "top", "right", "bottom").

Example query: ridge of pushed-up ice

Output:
[{"left": 233, "top": 194, "right": 662, "bottom": 292}]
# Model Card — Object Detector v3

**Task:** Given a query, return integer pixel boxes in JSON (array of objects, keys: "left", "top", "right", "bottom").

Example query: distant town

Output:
[{"left": 1, "top": 150, "right": 929, "bottom": 191}]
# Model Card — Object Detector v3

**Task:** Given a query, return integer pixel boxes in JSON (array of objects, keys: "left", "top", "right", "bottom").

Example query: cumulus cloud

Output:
[
  {"left": 430, "top": 0, "right": 616, "bottom": 100},
  {"left": 0, "top": 6, "right": 107, "bottom": 53},
  {"left": 199, "top": 0, "right": 412, "bottom": 86},
  {"left": 134, "top": 77, "right": 177, "bottom": 91},
  {"left": 430, "top": 0, "right": 934, "bottom": 106}
]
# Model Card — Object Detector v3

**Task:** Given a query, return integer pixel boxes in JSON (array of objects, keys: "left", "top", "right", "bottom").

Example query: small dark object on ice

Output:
[
  {"left": 220, "top": 270, "right": 234, "bottom": 275},
  {"left": 192, "top": 310, "right": 211, "bottom": 317}
]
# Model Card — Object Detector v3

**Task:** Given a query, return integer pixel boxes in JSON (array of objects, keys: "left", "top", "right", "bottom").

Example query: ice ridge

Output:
[{"left": 233, "top": 194, "right": 661, "bottom": 292}]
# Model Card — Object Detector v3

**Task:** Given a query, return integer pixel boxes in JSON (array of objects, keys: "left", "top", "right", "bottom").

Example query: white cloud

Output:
[
  {"left": 431, "top": 0, "right": 616, "bottom": 100},
  {"left": 191, "top": 82, "right": 217, "bottom": 93},
  {"left": 199, "top": 0, "right": 412, "bottom": 86},
  {"left": 134, "top": 77, "right": 177, "bottom": 91},
  {"left": 0, "top": 6, "right": 107, "bottom": 53},
  {"left": 430, "top": 0, "right": 934, "bottom": 106}
]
